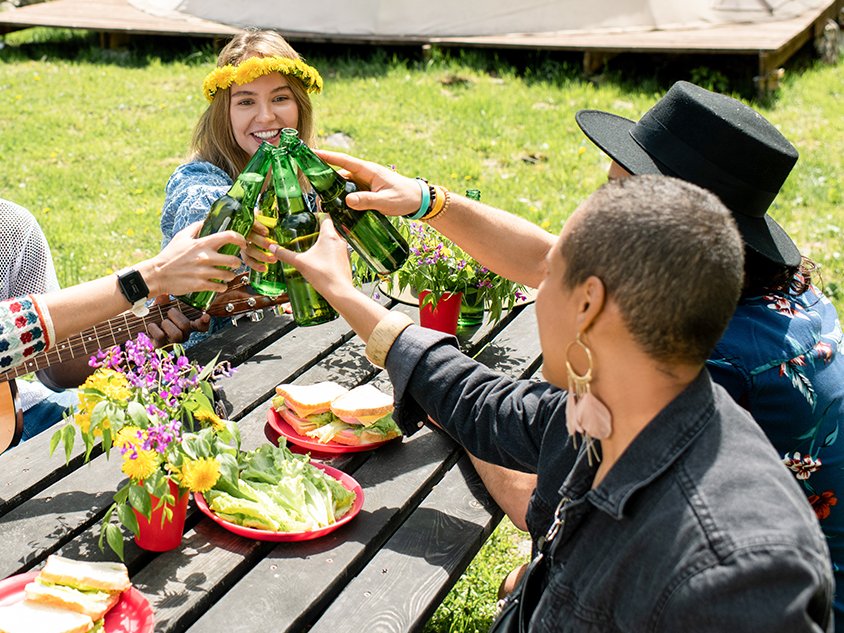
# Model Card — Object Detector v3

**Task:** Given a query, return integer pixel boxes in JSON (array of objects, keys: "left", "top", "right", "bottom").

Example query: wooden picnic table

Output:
[{"left": 0, "top": 291, "right": 542, "bottom": 632}]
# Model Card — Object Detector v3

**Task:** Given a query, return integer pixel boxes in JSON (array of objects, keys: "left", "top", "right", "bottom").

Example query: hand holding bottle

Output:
[
  {"left": 242, "top": 218, "right": 276, "bottom": 274},
  {"left": 268, "top": 216, "right": 355, "bottom": 302},
  {"left": 312, "top": 149, "right": 423, "bottom": 217},
  {"left": 142, "top": 221, "right": 247, "bottom": 297}
]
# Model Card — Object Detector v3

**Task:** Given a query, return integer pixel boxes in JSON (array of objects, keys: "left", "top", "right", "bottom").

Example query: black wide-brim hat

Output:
[{"left": 575, "top": 81, "right": 801, "bottom": 267}]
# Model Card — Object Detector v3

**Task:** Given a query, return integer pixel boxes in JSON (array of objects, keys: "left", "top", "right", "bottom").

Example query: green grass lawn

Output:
[{"left": 1, "top": 28, "right": 842, "bottom": 632}]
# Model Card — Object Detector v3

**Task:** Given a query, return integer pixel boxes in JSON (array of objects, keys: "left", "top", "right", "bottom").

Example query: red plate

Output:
[
  {"left": 267, "top": 408, "right": 398, "bottom": 454},
  {"left": 195, "top": 462, "right": 364, "bottom": 542},
  {"left": 0, "top": 571, "right": 154, "bottom": 633}
]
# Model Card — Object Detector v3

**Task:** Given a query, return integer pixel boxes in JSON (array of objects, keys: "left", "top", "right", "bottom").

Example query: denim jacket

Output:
[{"left": 386, "top": 326, "right": 834, "bottom": 632}]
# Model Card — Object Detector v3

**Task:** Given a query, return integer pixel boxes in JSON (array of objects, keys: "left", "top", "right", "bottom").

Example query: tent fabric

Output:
[{"left": 129, "top": 0, "right": 829, "bottom": 37}]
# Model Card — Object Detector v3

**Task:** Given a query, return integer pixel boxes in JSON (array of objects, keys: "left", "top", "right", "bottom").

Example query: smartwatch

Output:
[{"left": 116, "top": 268, "right": 150, "bottom": 317}]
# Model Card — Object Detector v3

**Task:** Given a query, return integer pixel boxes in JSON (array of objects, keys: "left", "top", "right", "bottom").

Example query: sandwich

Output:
[
  {"left": 312, "top": 384, "right": 402, "bottom": 446},
  {"left": 23, "top": 555, "right": 130, "bottom": 624},
  {"left": 272, "top": 382, "right": 402, "bottom": 446},
  {"left": 0, "top": 600, "right": 96, "bottom": 633},
  {"left": 272, "top": 381, "right": 350, "bottom": 436}
]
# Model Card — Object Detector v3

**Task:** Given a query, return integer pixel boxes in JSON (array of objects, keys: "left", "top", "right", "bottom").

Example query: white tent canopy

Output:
[{"left": 129, "top": 0, "right": 829, "bottom": 37}]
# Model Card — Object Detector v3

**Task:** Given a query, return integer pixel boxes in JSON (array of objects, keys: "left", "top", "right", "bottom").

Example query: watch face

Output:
[{"left": 119, "top": 269, "right": 149, "bottom": 303}]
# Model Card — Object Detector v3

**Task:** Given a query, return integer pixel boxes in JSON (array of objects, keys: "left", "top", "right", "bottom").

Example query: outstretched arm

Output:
[
  {"left": 36, "top": 222, "right": 245, "bottom": 346},
  {"left": 314, "top": 149, "right": 556, "bottom": 289}
]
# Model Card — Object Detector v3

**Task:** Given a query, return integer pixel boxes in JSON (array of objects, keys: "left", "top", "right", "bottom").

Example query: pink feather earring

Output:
[{"left": 565, "top": 332, "right": 612, "bottom": 465}]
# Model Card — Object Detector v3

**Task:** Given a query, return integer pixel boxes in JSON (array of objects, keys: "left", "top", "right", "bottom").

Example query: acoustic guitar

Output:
[{"left": 0, "top": 277, "right": 288, "bottom": 453}]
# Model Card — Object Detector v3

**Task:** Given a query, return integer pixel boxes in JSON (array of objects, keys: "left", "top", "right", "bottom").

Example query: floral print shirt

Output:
[{"left": 708, "top": 284, "right": 844, "bottom": 625}]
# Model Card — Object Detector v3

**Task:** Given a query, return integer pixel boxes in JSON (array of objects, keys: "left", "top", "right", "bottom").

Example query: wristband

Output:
[
  {"left": 365, "top": 311, "right": 414, "bottom": 368},
  {"left": 406, "top": 178, "right": 432, "bottom": 221}
]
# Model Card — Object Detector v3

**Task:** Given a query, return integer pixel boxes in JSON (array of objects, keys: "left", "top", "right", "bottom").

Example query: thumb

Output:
[{"left": 344, "top": 190, "right": 378, "bottom": 211}]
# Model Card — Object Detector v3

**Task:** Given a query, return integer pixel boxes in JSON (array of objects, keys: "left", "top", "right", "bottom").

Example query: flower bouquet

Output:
[
  {"left": 50, "top": 333, "right": 240, "bottom": 559},
  {"left": 380, "top": 221, "right": 527, "bottom": 331}
]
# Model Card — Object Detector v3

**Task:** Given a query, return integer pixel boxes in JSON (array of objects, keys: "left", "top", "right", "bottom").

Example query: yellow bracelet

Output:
[
  {"left": 419, "top": 185, "right": 446, "bottom": 221},
  {"left": 365, "top": 311, "right": 415, "bottom": 368},
  {"left": 425, "top": 188, "right": 452, "bottom": 223}
]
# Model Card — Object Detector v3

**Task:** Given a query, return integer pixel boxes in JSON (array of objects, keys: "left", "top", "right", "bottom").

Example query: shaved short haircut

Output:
[{"left": 561, "top": 175, "right": 744, "bottom": 364}]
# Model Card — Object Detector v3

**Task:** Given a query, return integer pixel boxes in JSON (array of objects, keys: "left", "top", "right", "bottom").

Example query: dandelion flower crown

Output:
[{"left": 203, "top": 55, "right": 323, "bottom": 102}]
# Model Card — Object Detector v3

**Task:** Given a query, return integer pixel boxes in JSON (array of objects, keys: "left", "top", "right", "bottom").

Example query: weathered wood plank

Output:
[
  {"left": 308, "top": 456, "right": 502, "bottom": 633},
  {"left": 0, "top": 305, "right": 389, "bottom": 577},
  {"left": 184, "top": 428, "right": 461, "bottom": 633},
  {"left": 0, "top": 0, "right": 240, "bottom": 37}
]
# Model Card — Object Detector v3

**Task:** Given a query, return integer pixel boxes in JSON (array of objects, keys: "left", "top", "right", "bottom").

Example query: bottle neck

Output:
[
  {"left": 272, "top": 150, "right": 308, "bottom": 216},
  {"left": 288, "top": 142, "right": 345, "bottom": 199},
  {"left": 231, "top": 142, "right": 273, "bottom": 205}
]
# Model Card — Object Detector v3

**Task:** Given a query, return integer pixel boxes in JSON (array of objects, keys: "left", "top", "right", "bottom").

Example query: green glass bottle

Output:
[
  {"left": 249, "top": 182, "right": 286, "bottom": 297},
  {"left": 280, "top": 128, "right": 409, "bottom": 276},
  {"left": 179, "top": 142, "right": 273, "bottom": 311},
  {"left": 268, "top": 148, "right": 338, "bottom": 326},
  {"left": 459, "top": 188, "right": 485, "bottom": 328}
]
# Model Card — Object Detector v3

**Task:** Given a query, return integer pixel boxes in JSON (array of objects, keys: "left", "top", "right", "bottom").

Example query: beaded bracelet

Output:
[{"left": 423, "top": 187, "right": 451, "bottom": 222}]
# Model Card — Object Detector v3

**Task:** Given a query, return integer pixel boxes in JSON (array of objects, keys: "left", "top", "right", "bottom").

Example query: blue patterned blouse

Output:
[
  {"left": 161, "top": 161, "right": 232, "bottom": 248},
  {"left": 708, "top": 284, "right": 844, "bottom": 623}
]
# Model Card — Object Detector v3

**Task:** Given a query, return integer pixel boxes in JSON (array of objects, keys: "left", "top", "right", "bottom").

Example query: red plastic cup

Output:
[
  {"left": 133, "top": 479, "right": 189, "bottom": 552},
  {"left": 418, "top": 290, "right": 463, "bottom": 335}
]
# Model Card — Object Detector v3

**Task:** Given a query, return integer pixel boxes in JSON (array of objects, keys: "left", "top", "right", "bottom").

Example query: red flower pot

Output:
[
  {"left": 418, "top": 290, "right": 463, "bottom": 335},
  {"left": 133, "top": 479, "right": 189, "bottom": 552}
]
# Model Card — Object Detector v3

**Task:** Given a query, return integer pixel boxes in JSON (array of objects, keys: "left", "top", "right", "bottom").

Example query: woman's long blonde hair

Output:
[{"left": 190, "top": 29, "right": 316, "bottom": 180}]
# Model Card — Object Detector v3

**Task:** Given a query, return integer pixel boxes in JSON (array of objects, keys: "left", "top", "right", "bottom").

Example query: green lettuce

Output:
[{"left": 207, "top": 441, "right": 357, "bottom": 532}]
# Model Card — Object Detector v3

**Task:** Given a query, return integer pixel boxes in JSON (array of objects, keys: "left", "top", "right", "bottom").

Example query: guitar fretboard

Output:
[{"left": 1, "top": 301, "right": 201, "bottom": 380}]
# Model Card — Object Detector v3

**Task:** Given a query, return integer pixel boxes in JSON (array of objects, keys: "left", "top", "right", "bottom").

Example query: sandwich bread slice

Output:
[
  {"left": 24, "top": 555, "right": 130, "bottom": 622},
  {"left": 330, "top": 384, "right": 394, "bottom": 425},
  {"left": 309, "top": 384, "right": 402, "bottom": 446},
  {"left": 272, "top": 382, "right": 349, "bottom": 436},
  {"left": 0, "top": 600, "right": 94, "bottom": 633}
]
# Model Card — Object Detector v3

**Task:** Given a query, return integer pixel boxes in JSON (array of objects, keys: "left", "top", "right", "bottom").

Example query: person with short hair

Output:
[
  {"left": 295, "top": 81, "right": 844, "bottom": 623},
  {"left": 265, "top": 174, "right": 834, "bottom": 630}
]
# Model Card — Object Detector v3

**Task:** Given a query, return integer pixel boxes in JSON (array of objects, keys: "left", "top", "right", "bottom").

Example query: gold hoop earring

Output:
[
  {"left": 564, "top": 331, "right": 612, "bottom": 465},
  {"left": 565, "top": 332, "right": 593, "bottom": 396}
]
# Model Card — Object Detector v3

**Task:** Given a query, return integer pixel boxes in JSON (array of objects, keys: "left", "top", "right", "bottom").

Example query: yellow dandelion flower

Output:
[
  {"left": 86, "top": 368, "right": 133, "bottom": 402},
  {"left": 195, "top": 409, "right": 224, "bottom": 431},
  {"left": 74, "top": 409, "right": 92, "bottom": 433},
  {"left": 115, "top": 426, "right": 144, "bottom": 450},
  {"left": 121, "top": 449, "right": 160, "bottom": 481},
  {"left": 577, "top": 146, "right": 587, "bottom": 156},
  {"left": 180, "top": 458, "right": 220, "bottom": 493},
  {"left": 203, "top": 56, "right": 322, "bottom": 102}
]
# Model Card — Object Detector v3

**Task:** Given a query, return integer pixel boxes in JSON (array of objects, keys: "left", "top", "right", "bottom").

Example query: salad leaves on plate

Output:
[{"left": 206, "top": 441, "right": 356, "bottom": 532}]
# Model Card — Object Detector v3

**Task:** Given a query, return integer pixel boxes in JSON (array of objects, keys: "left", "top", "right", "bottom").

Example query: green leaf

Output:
[
  {"left": 128, "top": 484, "right": 152, "bottom": 519},
  {"left": 105, "top": 523, "right": 125, "bottom": 561},
  {"left": 127, "top": 400, "right": 149, "bottom": 426},
  {"left": 113, "top": 484, "right": 130, "bottom": 504},
  {"left": 116, "top": 502, "right": 140, "bottom": 537},
  {"left": 49, "top": 426, "right": 64, "bottom": 459},
  {"left": 62, "top": 424, "right": 75, "bottom": 463}
]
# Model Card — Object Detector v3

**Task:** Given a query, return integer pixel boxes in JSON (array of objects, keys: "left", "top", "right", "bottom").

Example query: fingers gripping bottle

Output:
[
  {"left": 179, "top": 142, "right": 273, "bottom": 311},
  {"left": 281, "top": 128, "right": 409, "bottom": 276}
]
